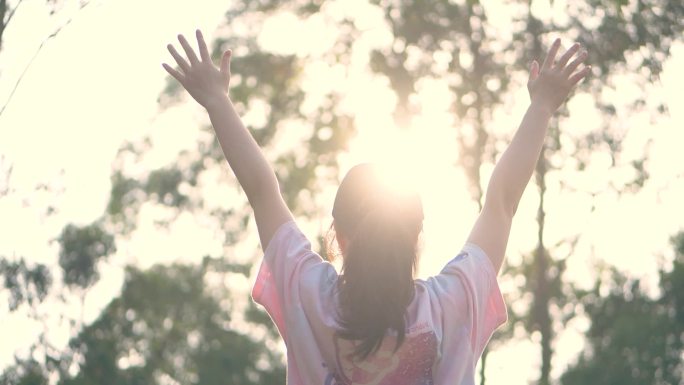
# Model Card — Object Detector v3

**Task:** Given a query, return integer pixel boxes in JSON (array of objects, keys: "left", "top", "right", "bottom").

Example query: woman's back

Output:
[{"left": 252, "top": 220, "right": 506, "bottom": 385}]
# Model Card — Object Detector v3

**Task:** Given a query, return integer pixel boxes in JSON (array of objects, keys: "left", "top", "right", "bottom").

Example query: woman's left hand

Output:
[{"left": 163, "top": 29, "right": 232, "bottom": 110}]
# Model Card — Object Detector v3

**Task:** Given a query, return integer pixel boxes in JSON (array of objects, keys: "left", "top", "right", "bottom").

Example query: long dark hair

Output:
[{"left": 328, "top": 163, "right": 423, "bottom": 360}]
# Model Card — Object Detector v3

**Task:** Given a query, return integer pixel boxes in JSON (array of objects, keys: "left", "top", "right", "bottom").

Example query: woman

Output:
[{"left": 163, "top": 30, "right": 589, "bottom": 384}]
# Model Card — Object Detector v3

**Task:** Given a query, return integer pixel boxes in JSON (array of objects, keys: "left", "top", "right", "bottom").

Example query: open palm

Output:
[
  {"left": 162, "top": 29, "right": 232, "bottom": 109},
  {"left": 527, "top": 38, "right": 591, "bottom": 114}
]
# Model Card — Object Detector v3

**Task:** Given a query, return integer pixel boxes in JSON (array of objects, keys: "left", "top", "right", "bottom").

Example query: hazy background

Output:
[{"left": 1, "top": 0, "right": 683, "bottom": 384}]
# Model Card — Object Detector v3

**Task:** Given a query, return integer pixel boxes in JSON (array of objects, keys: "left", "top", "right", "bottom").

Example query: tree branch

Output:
[
  {"left": 5, "top": 0, "right": 25, "bottom": 27},
  {"left": 0, "top": 0, "right": 93, "bottom": 119}
]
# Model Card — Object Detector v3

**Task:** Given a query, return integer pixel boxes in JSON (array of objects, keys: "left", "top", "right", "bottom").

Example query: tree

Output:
[
  {"left": 0, "top": 358, "right": 47, "bottom": 385},
  {"left": 1, "top": 0, "right": 357, "bottom": 382},
  {"left": 57, "top": 260, "right": 285, "bottom": 385},
  {"left": 1, "top": 0, "right": 94, "bottom": 320},
  {"left": 0, "top": 257, "right": 51, "bottom": 312},
  {"left": 366, "top": 1, "right": 683, "bottom": 383},
  {"left": 0, "top": 0, "right": 98, "bottom": 317},
  {"left": 1, "top": 0, "right": 351, "bottom": 381},
  {"left": 0, "top": 0, "right": 93, "bottom": 116},
  {"left": 3, "top": 1, "right": 682, "bottom": 384},
  {"left": 561, "top": 232, "right": 684, "bottom": 384}
]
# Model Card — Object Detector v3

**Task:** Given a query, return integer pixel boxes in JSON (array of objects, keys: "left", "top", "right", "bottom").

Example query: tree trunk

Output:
[
  {"left": 480, "top": 347, "right": 488, "bottom": 385},
  {"left": 534, "top": 151, "right": 552, "bottom": 385}
]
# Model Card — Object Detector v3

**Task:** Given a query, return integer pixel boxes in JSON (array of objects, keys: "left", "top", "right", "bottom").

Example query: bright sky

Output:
[{"left": 0, "top": 0, "right": 683, "bottom": 383}]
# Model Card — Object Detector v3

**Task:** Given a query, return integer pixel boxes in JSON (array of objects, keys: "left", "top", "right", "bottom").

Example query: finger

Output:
[
  {"left": 529, "top": 60, "right": 540, "bottom": 82},
  {"left": 569, "top": 66, "right": 591, "bottom": 86},
  {"left": 220, "top": 49, "right": 232, "bottom": 84},
  {"left": 556, "top": 43, "right": 580, "bottom": 69},
  {"left": 167, "top": 44, "right": 190, "bottom": 73},
  {"left": 563, "top": 50, "right": 588, "bottom": 77},
  {"left": 542, "top": 38, "right": 561, "bottom": 70},
  {"left": 196, "top": 29, "right": 210, "bottom": 62},
  {"left": 178, "top": 34, "right": 200, "bottom": 65},
  {"left": 162, "top": 63, "right": 185, "bottom": 84}
]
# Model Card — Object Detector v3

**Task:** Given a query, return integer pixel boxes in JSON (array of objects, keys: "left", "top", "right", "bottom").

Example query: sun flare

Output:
[{"left": 345, "top": 118, "right": 479, "bottom": 278}]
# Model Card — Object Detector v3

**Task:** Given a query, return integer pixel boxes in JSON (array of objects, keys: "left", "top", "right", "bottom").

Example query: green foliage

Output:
[
  {"left": 671, "top": 232, "right": 684, "bottom": 256},
  {"left": 227, "top": 0, "right": 324, "bottom": 15},
  {"left": 0, "top": 359, "right": 48, "bottom": 385},
  {"left": 3, "top": 1, "right": 682, "bottom": 385},
  {"left": 561, "top": 233, "right": 684, "bottom": 384},
  {"left": 7, "top": 0, "right": 339, "bottom": 384},
  {"left": 0, "top": 257, "right": 51, "bottom": 311},
  {"left": 145, "top": 168, "right": 187, "bottom": 207},
  {"left": 59, "top": 263, "right": 285, "bottom": 385},
  {"left": 660, "top": 232, "right": 684, "bottom": 334},
  {"left": 577, "top": 0, "right": 682, "bottom": 79},
  {"left": 244, "top": 301, "right": 280, "bottom": 339},
  {"left": 218, "top": 51, "right": 305, "bottom": 147},
  {"left": 107, "top": 170, "right": 143, "bottom": 235},
  {"left": 58, "top": 222, "right": 115, "bottom": 290},
  {"left": 503, "top": 248, "right": 576, "bottom": 329},
  {"left": 368, "top": 1, "right": 683, "bottom": 383},
  {"left": 107, "top": 171, "right": 141, "bottom": 218},
  {"left": 369, "top": 0, "right": 512, "bottom": 218}
]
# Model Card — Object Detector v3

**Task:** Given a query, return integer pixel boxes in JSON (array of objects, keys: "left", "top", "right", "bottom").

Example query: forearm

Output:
[
  {"left": 466, "top": 39, "right": 588, "bottom": 272},
  {"left": 485, "top": 102, "right": 553, "bottom": 216},
  {"left": 205, "top": 95, "right": 279, "bottom": 203},
  {"left": 163, "top": 31, "right": 295, "bottom": 249}
]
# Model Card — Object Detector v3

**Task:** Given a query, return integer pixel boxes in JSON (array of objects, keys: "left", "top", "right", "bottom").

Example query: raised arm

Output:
[
  {"left": 467, "top": 38, "right": 590, "bottom": 273},
  {"left": 163, "top": 30, "right": 293, "bottom": 249}
]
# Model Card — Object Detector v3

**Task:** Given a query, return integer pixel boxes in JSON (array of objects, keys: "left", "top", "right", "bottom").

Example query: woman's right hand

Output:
[
  {"left": 163, "top": 29, "right": 233, "bottom": 110},
  {"left": 527, "top": 38, "right": 591, "bottom": 115}
]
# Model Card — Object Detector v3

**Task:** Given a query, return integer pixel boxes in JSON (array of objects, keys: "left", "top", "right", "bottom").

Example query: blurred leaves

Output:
[
  {"left": 145, "top": 168, "right": 187, "bottom": 207},
  {"left": 561, "top": 232, "right": 684, "bottom": 384},
  {"left": 58, "top": 222, "right": 115, "bottom": 290},
  {"left": 0, "top": 358, "right": 48, "bottom": 385},
  {"left": 46, "top": 1, "right": 358, "bottom": 383},
  {"left": 59, "top": 263, "right": 284, "bottom": 385},
  {"left": 364, "top": 0, "right": 682, "bottom": 382},
  {"left": 574, "top": 0, "right": 682, "bottom": 80},
  {"left": 0, "top": 257, "right": 51, "bottom": 311},
  {"left": 2, "top": 1, "right": 683, "bottom": 384},
  {"left": 107, "top": 171, "right": 142, "bottom": 234}
]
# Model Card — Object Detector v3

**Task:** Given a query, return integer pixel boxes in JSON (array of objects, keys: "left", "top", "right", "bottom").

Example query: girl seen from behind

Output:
[{"left": 163, "top": 30, "right": 590, "bottom": 384}]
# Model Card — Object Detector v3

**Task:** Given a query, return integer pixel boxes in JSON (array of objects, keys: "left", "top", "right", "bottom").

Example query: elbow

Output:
[
  {"left": 506, "top": 200, "right": 520, "bottom": 218},
  {"left": 245, "top": 172, "right": 281, "bottom": 204},
  {"left": 484, "top": 189, "right": 518, "bottom": 220}
]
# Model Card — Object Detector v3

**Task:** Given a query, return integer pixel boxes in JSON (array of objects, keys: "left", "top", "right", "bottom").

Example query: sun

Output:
[{"left": 344, "top": 118, "right": 479, "bottom": 278}]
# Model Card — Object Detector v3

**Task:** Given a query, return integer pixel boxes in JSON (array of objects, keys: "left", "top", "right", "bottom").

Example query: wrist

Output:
[
  {"left": 528, "top": 101, "right": 555, "bottom": 119},
  {"left": 204, "top": 93, "right": 231, "bottom": 113}
]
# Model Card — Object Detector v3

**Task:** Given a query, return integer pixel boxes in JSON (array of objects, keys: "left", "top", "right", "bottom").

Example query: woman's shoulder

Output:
[{"left": 410, "top": 272, "right": 470, "bottom": 320}]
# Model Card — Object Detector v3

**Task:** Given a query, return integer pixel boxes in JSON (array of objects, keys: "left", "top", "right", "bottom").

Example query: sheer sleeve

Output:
[
  {"left": 251, "top": 220, "right": 324, "bottom": 339},
  {"left": 425, "top": 243, "right": 508, "bottom": 357}
]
